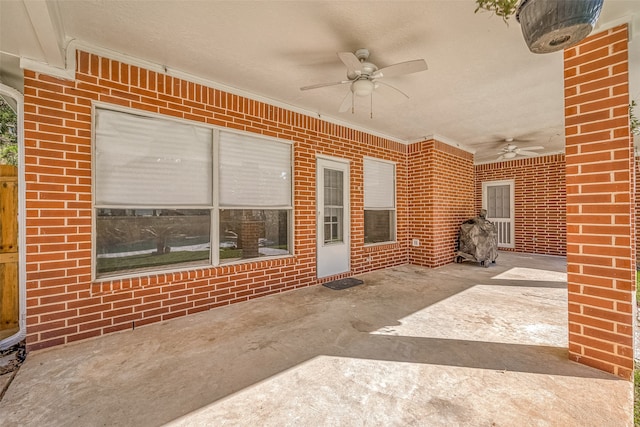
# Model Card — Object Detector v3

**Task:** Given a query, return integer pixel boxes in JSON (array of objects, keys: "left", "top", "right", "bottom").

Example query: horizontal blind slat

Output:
[
  {"left": 95, "top": 109, "right": 212, "bottom": 206},
  {"left": 364, "top": 158, "right": 395, "bottom": 209},
  {"left": 219, "top": 132, "right": 291, "bottom": 207}
]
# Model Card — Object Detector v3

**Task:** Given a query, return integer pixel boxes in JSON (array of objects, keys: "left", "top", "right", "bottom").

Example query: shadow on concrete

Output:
[{"left": 335, "top": 336, "right": 614, "bottom": 379}]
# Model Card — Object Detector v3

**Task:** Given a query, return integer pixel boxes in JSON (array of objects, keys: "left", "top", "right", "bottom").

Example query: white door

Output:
[
  {"left": 482, "top": 180, "right": 515, "bottom": 248},
  {"left": 316, "top": 157, "right": 350, "bottom": 278}
]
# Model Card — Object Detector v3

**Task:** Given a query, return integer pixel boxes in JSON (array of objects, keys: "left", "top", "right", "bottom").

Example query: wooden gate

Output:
[{"left": 0, "top": 165, "right": 18, "bottom": 340}]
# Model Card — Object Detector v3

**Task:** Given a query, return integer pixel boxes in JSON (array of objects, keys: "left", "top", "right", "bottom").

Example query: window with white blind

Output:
[
  {"left": 363, "top": 157, "right": 396, "bottom": 244},
  {"left": 218, "top": 131, "right": 292, "bottom": 263},
  {"left": 93, "top": 107, "right": 292, "bottom": 277}
]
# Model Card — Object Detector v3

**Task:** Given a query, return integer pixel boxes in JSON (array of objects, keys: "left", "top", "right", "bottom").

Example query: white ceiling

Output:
[{"left": 1, "top": 0, "right": 639, "bottom": 163}]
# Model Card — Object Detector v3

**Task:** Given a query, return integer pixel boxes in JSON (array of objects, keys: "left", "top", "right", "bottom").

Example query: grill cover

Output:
[{"left": 457, "top": 213, "right": 498, "bottom": 266}]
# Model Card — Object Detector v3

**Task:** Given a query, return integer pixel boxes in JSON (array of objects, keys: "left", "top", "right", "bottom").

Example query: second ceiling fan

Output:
[
  {"left": 497, "top": 141, "right": 544, "bottom": 161},
  {"left": 300, "top": 48, "right": 428, "bottom": 116}
]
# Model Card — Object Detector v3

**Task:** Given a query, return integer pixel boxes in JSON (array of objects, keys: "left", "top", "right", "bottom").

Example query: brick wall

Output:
[
  {"left": 564, "top": 25, "right": 635, "bottom": 379},
  {"left": 408, "top": 139, "right": 475, "bottom": 267},
  {"left": 637, "top": 153, "right": 640, "bottom": 266},
  {"left": 475, "top": 154, "right": 566, "bottom": 256},
  {"left": 23, "top": 51, "right": 411, "bottom": 350}
]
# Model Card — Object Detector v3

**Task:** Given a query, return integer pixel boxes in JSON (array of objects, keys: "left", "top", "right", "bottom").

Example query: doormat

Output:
[{"left": 322, "top": 278, "right": 364, "bottom": 290}]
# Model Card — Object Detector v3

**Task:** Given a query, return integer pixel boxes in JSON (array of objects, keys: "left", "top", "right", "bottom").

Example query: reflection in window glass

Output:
[
  {"left": 364, "top": 210, "right": 395, "bottom": 244},
  {"left": 323, "top": 168, "right": 344, "bottom": 244},
  {"left": 96, "top": 209, "right": 211, "bottom": 275},
  {"left": 219, "top": 209, "right": 290, "bottom": 263},
  {"left": 323, "top": 208, "right": 343, "bottom": 244}
]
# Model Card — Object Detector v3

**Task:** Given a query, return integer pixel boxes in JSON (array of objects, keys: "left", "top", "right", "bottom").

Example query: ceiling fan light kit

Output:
[
  {"left": 300, "top": 49, "right": 427, "bottom": 116},
  {"left": 351, "top": 79, "right": 374, "bottom": 97},
  {"left": 516, "top": 0, "right": 604, "bottom": 54}
]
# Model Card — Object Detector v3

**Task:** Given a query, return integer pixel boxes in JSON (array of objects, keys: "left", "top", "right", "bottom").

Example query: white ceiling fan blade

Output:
[
  {"left": 373, "top": 59, "right": 427, "bottom": 78},
  {"left": 375, "top": 81, "right": 409, "bottom": 99},
  {"left": 337, "top": 52, "right": 363, "bottom": 75},
  {"left": 338, "top": 90, "right": 353, "bottom": 113},
  {"left": 519, "top": 145, "right": 544, "bottom": 151},
  {"left": 300, "top": 80, "right": 350, "bottom": 91},
  {"left": 518, "top": 150, "right": 541, "bottom": 157}
]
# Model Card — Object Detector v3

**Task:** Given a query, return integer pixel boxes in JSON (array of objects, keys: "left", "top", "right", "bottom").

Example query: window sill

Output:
[
  {"left": 92, "top": 254, "right": 296, "bottom": 295},
  {"left": 364, "top": 241, "right": 398, "bottom": 249}
]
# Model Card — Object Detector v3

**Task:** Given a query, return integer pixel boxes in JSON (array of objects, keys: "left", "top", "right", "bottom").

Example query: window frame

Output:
[
  {"left": 91, "top": 103, "right": 294, "bottom": 281},
  {"left": 363, "top": 156, "right": 397, "bottom": 246}
]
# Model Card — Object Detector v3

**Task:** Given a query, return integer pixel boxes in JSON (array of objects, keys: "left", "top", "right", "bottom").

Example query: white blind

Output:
[
  {"left": 95, "top": 109, "right": 212, "bottom": 206},
  {"left": 364, "top": 158, "right": 395, "bottom": 209},
  {"left": 219, "top": 131, "right": 291, "bottom": 207}
]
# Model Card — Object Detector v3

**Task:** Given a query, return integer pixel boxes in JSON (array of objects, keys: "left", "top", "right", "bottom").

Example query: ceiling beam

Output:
[{"left": 22, "top": 0, "right": 65, "bottom": 69}]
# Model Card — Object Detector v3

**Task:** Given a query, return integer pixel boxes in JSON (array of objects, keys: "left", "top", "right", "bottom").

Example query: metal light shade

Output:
[{"left": 516, "top": 0, "right": 604, "bottom": 54}]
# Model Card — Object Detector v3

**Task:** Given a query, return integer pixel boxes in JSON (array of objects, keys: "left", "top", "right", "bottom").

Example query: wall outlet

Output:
[{"left": 412, "top": 239, "right": 420, "bottom": 247}]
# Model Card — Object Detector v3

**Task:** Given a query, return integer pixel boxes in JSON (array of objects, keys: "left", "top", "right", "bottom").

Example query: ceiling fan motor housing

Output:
[
  {"left": 516, "top": 0, "right": 604, "bottom": 54},
  {"left": 354, "top": 48, "right": 370, "bottom": 61}
]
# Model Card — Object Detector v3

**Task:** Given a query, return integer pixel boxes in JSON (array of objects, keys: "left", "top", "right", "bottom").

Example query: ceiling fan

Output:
[
  {"left": 300, "top": 48, "right": 428, "bottom": 116},
  {"left": 497, "top": 139, "right": 544, "bottom": 161}
]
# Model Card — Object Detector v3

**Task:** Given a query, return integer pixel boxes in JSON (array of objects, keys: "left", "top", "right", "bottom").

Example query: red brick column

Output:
[
  {"left": 564, "top": 24, "right": 635, "bottom": 379},
  {"left": 408, "top": 139, "right": 474, "bottom": 267},
  {"left": 637, "top": 157, "right": 640, "bottom": 266}
]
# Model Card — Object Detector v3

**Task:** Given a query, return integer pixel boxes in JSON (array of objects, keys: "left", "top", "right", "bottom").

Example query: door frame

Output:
[
  {"left": 316, "top": 155, "right": 350, "bottom": 278},
  {"left": 0, "top": 84, "right": 26, "bottom": 349},
  {"left": 482, "top": 179, "right": 515, "bottom": 249}
]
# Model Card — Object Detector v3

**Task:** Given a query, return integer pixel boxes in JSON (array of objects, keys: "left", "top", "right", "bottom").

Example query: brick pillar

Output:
[
  {"left": 637, "top": 157, "right": 640, "bottom": 266},
  {"left": 564, "top": 24, "right": 636, "bottom": 379},
  {"left": 408, "top": 139, "right": 474, "bottom": 268},
  {"left": 240, "top": 220, "right": 264, "bottom": 259}
]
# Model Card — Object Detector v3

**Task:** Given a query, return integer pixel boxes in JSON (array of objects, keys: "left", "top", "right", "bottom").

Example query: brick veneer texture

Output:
[
  {"left": 475, "top": 154, "right": 566, "bottom": 256},
  {"left": 23, "top": 51, "right": 424, "bottom": 350},
  {"left": 564, "top": 24, "right": 635, "bottom": 380},
  {"left": 637, "top": 155, "right": 640, "bottom": 266},
  {"left": 408, "top": 140, "right": 475, "bottom": 267}
]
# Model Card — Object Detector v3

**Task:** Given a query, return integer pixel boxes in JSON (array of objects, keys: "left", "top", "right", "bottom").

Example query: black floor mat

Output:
[{"left": 322, "top": 278, "right": 364, "bottom": 290}]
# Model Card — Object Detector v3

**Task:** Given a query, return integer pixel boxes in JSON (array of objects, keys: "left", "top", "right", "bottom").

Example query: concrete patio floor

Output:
[{"left": 0, "top": 252, "right": 633, "bottom": 426}]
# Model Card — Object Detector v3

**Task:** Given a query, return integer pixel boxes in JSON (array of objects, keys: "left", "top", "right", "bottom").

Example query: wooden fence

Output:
[{"left": 0, "top": 165, "right": 18, "bottom": 339}]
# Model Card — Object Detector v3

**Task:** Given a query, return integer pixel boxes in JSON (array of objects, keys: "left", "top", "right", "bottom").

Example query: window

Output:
[
  {"left": 218, "top": 131, "right": 292, "bottom": 263},
  {"left": 363, "top": 158, "right": 396, "bottom": 244},
  {"left": 96, "top": 209, "right": 211, "bottom": 275},
  {"left": 94, "top": 107, "right": 292, "bottom": 277},
  {"left": 486, "top": 184, "right": 511, "bottom": 218},
  {"left": 323, "top": 169, "right": 344, "bottom": 244}
]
